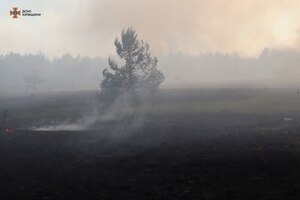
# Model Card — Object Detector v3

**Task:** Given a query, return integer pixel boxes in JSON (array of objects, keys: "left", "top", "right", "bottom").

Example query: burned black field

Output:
[{"left": 1, "top": 89, "right": 300, "bottom": 199}]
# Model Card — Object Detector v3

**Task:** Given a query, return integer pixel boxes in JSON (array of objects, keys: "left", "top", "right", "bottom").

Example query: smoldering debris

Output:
[
  {"left": 31, "top": 93, "right": 149, "bottom": 133},
  {"left": 31, "top": 108, "right": 100, "bottom": 131}
]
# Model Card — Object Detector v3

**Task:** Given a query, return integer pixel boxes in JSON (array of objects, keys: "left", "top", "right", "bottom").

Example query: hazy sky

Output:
[{"left": 2, "top": 0, "right": 300, "bottom": 58}]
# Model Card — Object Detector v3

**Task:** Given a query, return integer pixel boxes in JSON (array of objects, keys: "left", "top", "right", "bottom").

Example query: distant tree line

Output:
[
  {"left": 0, "top": 53, "right": 105, "bottom": 92},
  {"left": 2, "top": 48, "right": 300, "bottom": 93}
]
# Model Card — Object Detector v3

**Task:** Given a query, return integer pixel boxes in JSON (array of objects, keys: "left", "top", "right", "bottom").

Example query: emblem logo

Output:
[{"left": 10, "top": 7, "right": 21, "bottom": 19}]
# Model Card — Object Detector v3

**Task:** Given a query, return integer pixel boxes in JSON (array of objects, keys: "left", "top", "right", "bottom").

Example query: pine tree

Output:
[{"left": 100, "top": 28, "right": 164, "bottom": 100}]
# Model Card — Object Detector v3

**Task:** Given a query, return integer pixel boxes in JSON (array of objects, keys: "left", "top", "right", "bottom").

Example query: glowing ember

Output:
[{"left": 5, "top": 128, "right": 15, "bottom": 133}]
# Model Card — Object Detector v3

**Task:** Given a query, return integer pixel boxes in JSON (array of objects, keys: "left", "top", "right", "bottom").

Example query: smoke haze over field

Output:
[
  {"left": 1, "top": 1, "right": 300, "bottom": 93},
  {"left": 2, "top": 1, "right": 300, "bottom": 57},
  {"left": 2, "top": 3, "right": 300, "bottom": 198},
  {"left": 1, "top": 49, "right": 300, "bottom": 95},
  {"left": 78, "top": 0, "right": 300, "bottom": 57}
]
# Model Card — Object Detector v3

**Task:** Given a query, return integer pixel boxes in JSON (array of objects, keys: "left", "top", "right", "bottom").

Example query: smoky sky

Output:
[{"left": 2, "top": 0, "right": 300, "bottom": 57}]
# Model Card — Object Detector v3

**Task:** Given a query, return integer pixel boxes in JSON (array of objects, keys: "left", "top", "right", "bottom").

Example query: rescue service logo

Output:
[
  {"left": 10, "top": 7, "right": 21, "bottom": 19},
  {"left": 10, "top": 7, "right": 42, "bottom": 19}
]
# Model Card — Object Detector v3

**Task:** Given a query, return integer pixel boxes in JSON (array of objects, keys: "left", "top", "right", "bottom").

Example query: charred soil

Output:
[{"left": 1, "top": 112, "right": 300, "bottom": 199}]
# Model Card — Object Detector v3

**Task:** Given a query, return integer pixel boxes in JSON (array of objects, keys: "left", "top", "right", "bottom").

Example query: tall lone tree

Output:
[{"left": 100, "top": 28, "right": 164, "bottom": 99}]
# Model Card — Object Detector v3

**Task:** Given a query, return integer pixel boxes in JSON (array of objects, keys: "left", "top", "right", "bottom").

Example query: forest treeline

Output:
[{"left": 1, "top": 48, "right": 300, "bottom": 94}]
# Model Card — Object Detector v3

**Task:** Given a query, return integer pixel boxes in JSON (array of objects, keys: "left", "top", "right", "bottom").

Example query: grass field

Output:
[
  {"left": 2, "top": 88, "right": 300, "bottom": 126},
  {"left": 1, "top": 88, "right": 300, "bottom": 199}
]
